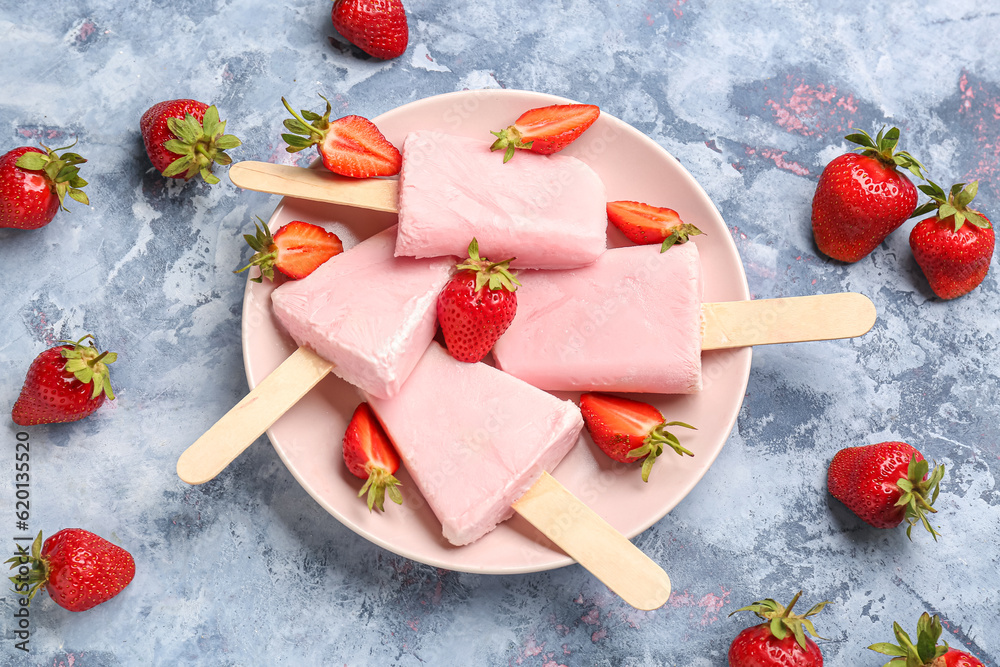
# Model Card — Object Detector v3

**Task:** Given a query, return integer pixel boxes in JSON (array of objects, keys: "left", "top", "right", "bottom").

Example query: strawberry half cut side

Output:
[
  {"left": 281, "top": 95, "right": 402, "bottom": 177},
  {"left": 235, "top": 218, "right": 343, "bottom": 282},
  {"left": 343, "top": 403, "right": 403, "bottom": 512},
  {"left": 579, "top": 392, "right": 695, "bottom": 482},
  {"left": 607, "top": 200, "right": 704, "bottom": 252},
  {"left": 490, "top": 103, "right": 600, "bottom": 163}
]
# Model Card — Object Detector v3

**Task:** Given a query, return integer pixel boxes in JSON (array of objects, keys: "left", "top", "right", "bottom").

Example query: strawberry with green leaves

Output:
[
  {"left": 236, "top": 217, "right": 343, "bottom": 282},
  {"left": 728, "top": 592, "right": 829, "bottom": 667},
  {"left": 909, "top": 180, "right": 994, "bottom": 299},
  {"left": 811, "top": 127, "right": 924, "bottom": 262},
  {"left": 12, "top": 335, "right": 116, "bottom": 426},
  {"left": 607, "top": 200, "right": 703, "bottom": 252},
  {"left": 281, "top": 95, "right": 402, "bottom": 177},
  {"left": 436, "top": 238, "right": 520, "bottom": 363},
  {"left": 140, "top": 99, "right": 242, "bottom": 185},
  {"left": 869, "top": 613, "right": 984, "bottom": 667},
  {"left": 343, "top": 403, "right": 403, "bottom": 512},
  {"left": 6, "top": 529, "right": 135, "bottom": 612},
  {"left": 579, "top": 392, "right": 695, "bottom": 482},
  {"left": 490, "top": 103, "right": 600, "bottom": 163},
  {"left": 827, "top": 441, "right": 944, "bottom": 539},
  {"left": 331, "top": 0, "right": 409, "bottom": 60},
  {"left": 0, "top": 143, "right": 89, "bottom": 230}
]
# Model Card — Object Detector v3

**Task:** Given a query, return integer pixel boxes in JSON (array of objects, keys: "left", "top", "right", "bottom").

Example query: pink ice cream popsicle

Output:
[
  {"left": 492, "top": 242, "right": 704, "bottom": 394},
  {"left": 395, "top": 131, "right": 608, "bottom": 269},
  {"left": 364, "top": 342, "right": 584, "bottom": 546},
  {"left": 271, "top": 225, "right": 454, "bottom": 400}
]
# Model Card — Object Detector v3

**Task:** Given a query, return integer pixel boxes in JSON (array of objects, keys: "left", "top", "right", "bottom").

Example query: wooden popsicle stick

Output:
[
  {"left": 228, "top": 161, "right": 398, "bottom": 212},
  {"left": 512, "top": 472, "right": 671, "bottom": 610},
  {"left": 176, "top": 347, "right": 334, "bottom": 485},
  {"left": 701, "top": 292, "right": 876, "bottom": 350}
]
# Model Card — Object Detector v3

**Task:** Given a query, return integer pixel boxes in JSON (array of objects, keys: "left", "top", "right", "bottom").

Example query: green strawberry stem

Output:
[
  {"left": 489, "top": 125, "right": 533, "bottom": 163},
  {"left": 627, "top": 420, "right": 696, "bottom": 483},
  {"left": 359, "top": 468, "right": 403, "bottom": 513},
  {"left": 844, "top": 126, "right": 925, "bottom": 181},
  {"left": 455, "top": 238, "right": 521, "bottom": 292},
  {"left": 61, "top": 334, "right": 116, "bottom": 400},
  {"left": 911, "top": 180, "right": 991, "bottom": 231},
  {"left": 281, "top": 95, "right": 333, "bottom": 153},
  {"left": 896, "top": 455, "right": 945, "bottom": 541},
  {"left": 4, "top": 532, "right": 49, "bottom": 603},
  {"left": 234, "top": 217, "right": 279, "bottom": 283},
  {"left": 160, "top": 105, "right": 241, "bottom": 184},
  {"left": 660, "top": 223, "right": 704, "bottom": 253},
  {"left": 729, "top": 591, "right": 830, "bottom": 652},
  {"left": 868, "top": 612, "right": 950, "bottom": 667},
  {"left": 14, "top": 141, "right": 89, "bottom": 210}
]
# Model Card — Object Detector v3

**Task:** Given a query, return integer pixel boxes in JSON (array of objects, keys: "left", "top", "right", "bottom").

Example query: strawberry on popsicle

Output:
[{"left": 489, "top": 103, "right": 600, "bottom": 163}]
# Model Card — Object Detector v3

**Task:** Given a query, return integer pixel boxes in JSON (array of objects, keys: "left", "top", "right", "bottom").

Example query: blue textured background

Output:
[{"left": 1, "top": 1, "right": 998, "bottom": 665}]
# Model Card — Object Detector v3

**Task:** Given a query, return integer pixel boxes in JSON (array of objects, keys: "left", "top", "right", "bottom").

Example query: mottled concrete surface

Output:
[{"left": 1, "top": 1, "right": 998, "bottom": 665}]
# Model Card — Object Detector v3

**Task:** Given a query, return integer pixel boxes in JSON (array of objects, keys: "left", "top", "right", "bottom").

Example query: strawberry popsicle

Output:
[
  {"left": 492, "top": 242, "right": 704, "bottom": 393},
  {"left": 365, "top": 342, "right": 584, "bottom": 546},
  {"left": 395, "top": 131, "right": 608, "bottom": 269},
  {"left": 270, "top": 225, "right": 454, "bottom": 399}
]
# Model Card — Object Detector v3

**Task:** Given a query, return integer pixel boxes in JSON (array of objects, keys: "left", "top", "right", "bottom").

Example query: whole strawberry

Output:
[
  {"left": 343, "top": 402, "right": 403, "bottom": 512},
  {"left": 909, "top": 180, "right": 994, "bottom": 299},
  {"left": 869, "top": 612, "right": 984, "bottom": 667},
  {"left": 828, "top": 441, "right": 944, "bottom": 539},
  {"left": 12, "top": 335, "right": 116, "bottom": 426},
  {"left": 281, "top": 95, "right": 402, "bottom": 177},
  {"left": 579, "top": 392, "right": 695, "bottom": 482},
  {"left": 728, "top": 592, "right": 829, "bottom": 667},
  {"left": 140, "top": 99, "right": 241, "bottom": 184},
  {"left": 6, "top": 529, "right": 135, "bottom": 612},
  {"left": 437, "top": 238, "right": 520, "bottom": 363},
  {"left": 331, "top": 0, "right": 408, "bottom": 60},
  {"left": 812, "top": 127, "right": 924, "bottom": 262},
  {"left": 0, "top": 143, "right": 89, "bottom": 230}
]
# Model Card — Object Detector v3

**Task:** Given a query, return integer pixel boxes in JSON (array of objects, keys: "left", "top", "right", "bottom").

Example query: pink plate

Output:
[{"left": 241, "top": 89, "right": 751, "bottom": 574}]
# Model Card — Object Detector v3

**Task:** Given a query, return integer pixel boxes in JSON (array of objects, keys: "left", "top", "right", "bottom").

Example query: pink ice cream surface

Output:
[
  {"left": 492, "top": 242, "right": 704, "bottom": 394},
  {"left": 365, "top": 342, "right": 584, "bottom": 546},
  {"left": 270, "top": 225, "right": 455, "bottom": 400},
  {"left": 395, "top": 131, "right": 608, "bottom": 269}
]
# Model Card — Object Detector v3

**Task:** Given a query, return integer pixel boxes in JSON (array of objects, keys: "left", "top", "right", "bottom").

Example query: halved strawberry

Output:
[
  {"left": 281, "top": 95, "right": 401, "bottom": 177},
  {"left": 607, "top": 200, "right": 704, "bottom": 252},
  {"left": 235, "top": 218, "right": 343, "bottom": 282},
  {"left": 490, "top": 104, "right": 600, "bottom": 163},
  {"left": 579, "top": 392, "right": 695, "bottom": 482},
  {"left": 343, "top": 403, "right": 403, "bottom": 512}
]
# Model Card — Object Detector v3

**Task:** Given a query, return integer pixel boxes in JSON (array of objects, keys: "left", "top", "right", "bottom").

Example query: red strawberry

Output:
[
  {"left": 235, "top": 218, "right": 343, "bottom": 282},
  {"left": 12, "top": 335, "right": 116, "bottom": 426},
  {"left": 436, "top": 238, "right": 520, "bottom": 363},
  {"left": 140, "top": 99, "right": 242, "bottom": 184},
  {"left": 579, "top": 392, "right": 695, "bottom": 482},
  {"left": 607, "top": 200, "right": 704, "bottom": 252},
  {"left": 331, "top": 0, "right": 408, "bottom": 60},
  {"left": 490, "top": 104, "right": 601, "bottom": 163},
  {"left": 869, "top": 612, "right": 984, "bottom": 667},
  {"left": 6, "top": 529, "right": 135, "bottom": 612},
  {"left": 827, "top": 441, "right": 944, "bottom": 539},
  {"left": 909, "top": 180, "right": 994, "bottom": 299},
  {"left": 728, "top": 592, "right": 828, "bottom": 667},
  {"left": 281, "top": 96, "right": 402, "bottom": 177},
  {"left": 0, "top": 143, "right": 89, "bottom": 230},
  {"left": 811, "top": 127, "right": 924, "bottom": 262},
  {"left": 343, "top": 403, "right": 403, "bottom": 512}
]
